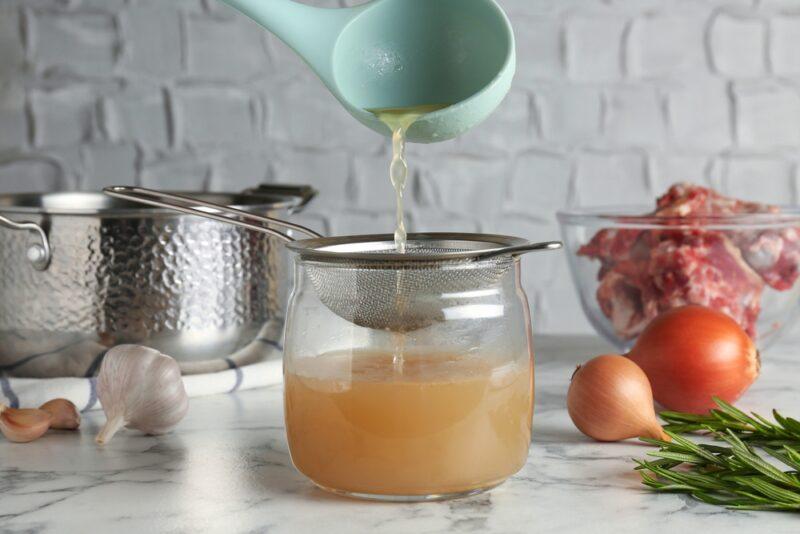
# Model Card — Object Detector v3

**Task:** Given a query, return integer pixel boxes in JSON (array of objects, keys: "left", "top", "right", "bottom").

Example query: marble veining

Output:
[{"left": 0, "top": 337, "right": 798, "bottom": 534}]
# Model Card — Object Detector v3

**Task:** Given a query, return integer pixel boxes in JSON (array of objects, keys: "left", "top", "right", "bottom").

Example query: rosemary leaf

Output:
[
  {"left": 785, "top": 446, "right": 800, "bottom": 466},
  {"left": 648, "top": 450, "right": 709, "bottom": 465},
  {"left": 665, "top": 430, "right": 725, "bottom": 465},
  {"left": 721, "top": 432, "right": 800, "bottom": 489},
  {"left": 714, "top": 399, "right": 765, "bottom": 430},
  {"left": 763, "top": 446, "right": 800, "bottom": 472},
  {"left": 729, "top": 503, "right": 800, "bottom": 512},
  {"left": 773, "top": 411, "right": 800, "bottom": 438},
  {"left": 726, "top": 476, "right": 800, "bottom": 504},
  {"left": 634, "top": 457, "right": 683, "bottom": 471}
]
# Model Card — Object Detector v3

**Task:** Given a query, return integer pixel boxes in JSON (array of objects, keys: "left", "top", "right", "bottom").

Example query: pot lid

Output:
[{"left": 0, "top": 185, "right": 315, "bottom": 216}]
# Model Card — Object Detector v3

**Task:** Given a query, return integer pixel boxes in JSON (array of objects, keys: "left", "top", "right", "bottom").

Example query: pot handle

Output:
[
  {"left": 241, "top": 183, "right": 317, "bottom": 212},
  {"left": 0, "top": 214, "right": 51, "bottom": 271},
  {"left": 476, "top": 240, "right": 562, "bottom": 261},
  {"left": 103, "top": 186, "right": 323, "bottom": 242}
]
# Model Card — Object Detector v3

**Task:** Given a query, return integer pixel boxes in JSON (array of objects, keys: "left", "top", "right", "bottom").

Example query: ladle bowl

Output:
[{"left": 220, "top": 0, "right": 516, "bottom": 143}]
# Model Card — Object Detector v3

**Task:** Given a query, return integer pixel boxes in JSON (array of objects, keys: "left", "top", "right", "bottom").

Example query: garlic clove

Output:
[
  {"left": 0, "top": 404, "right": 53, "bottom": 443},
  {"left": 95, "top": 345, "right": 189, "bottom": 445},
  {"left": 39, "top": 398, "right": 81, "bottom": 430}
]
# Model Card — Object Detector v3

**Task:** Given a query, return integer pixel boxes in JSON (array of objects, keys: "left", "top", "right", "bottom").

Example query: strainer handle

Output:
[
  {"left": 476, "top": 240, "right": 562, "bottom": 260},
  {"left": 104, "top": 186, "right": 323, "bottom": 242}
]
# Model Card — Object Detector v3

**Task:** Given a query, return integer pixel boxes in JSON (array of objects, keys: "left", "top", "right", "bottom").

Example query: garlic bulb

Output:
[{"left": 96, "top": 345, "right": 189, "bottom": 445}]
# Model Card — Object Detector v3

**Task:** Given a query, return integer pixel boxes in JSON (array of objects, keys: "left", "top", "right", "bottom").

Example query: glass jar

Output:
[{"left": 282, "top": 234, "right": 557, "bottom": 501}]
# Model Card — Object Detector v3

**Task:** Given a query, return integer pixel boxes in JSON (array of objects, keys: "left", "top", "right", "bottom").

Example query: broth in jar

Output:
[{"left": 284, "top": 349, "right": 533, "bottom": 498}]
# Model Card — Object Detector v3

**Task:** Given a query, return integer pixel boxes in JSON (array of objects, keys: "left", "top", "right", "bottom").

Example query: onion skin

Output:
[
  {"left": 567, "top": 354, "right": 669, "bottom": 442},
  {"left": 628, "top": 305, "right": 759, "bottom": 414}
]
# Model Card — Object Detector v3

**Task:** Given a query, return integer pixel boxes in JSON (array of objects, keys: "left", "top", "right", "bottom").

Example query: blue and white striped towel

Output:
[
  {"left": 0, "top": 358, "right": 283, "bottom": 412},
  {"left": 0, "top": 323, "right": 286, "bottom": 411}
]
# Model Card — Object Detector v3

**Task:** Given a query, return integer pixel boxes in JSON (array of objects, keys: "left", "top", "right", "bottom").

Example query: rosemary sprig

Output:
[
  {"left": 660, "top": 398, "right": 800, "bottom": 446},
  {"left": 635, "top": 398, "right": 800, "bottom": 512}
]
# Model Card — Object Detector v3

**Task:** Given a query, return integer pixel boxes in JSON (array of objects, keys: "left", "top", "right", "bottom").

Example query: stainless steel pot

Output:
[{"left": 0, "top": 184, "right": 314, "bottom": 377}]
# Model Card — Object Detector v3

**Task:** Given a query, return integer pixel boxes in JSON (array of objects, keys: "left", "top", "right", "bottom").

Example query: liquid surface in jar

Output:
[
  {"left": 368, "top": 104, "right": 449, "bottom": 253},
  {"left": 284, "top": 349, "right": 533, "bottom": 497}
]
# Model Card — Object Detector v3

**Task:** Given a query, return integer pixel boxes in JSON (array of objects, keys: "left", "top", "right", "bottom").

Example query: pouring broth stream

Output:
[
  {"left": 368, "top": 105, "right": 450, "bottom": 373},
  {"left": 369, "top": 104, "right": 449, "bottom": 253}
]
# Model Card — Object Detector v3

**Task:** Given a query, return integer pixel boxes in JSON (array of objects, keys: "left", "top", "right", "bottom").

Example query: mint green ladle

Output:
[{"left": 220, "top": 0, "right": 515, "bottom": 143}]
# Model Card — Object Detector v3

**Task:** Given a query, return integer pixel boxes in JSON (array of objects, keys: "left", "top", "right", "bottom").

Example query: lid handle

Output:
[{"left": 240, "top": 183, "right": 317, "bottom": 211}]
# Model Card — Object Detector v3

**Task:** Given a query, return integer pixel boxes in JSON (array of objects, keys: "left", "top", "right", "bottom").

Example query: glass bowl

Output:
[{"left": 557, "top": 206, "right": 800, "bottom": 351}]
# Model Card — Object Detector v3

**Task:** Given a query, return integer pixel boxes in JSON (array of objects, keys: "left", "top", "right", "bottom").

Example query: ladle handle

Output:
[
  {"left": 103, "top": 186, "right": 323, "bottom": 242},
  {"left": 477, "top": 240, "right": 562, "bottom": 260},
  {"left": 220, "top": 0, "right": 356, "bottom": 83}
]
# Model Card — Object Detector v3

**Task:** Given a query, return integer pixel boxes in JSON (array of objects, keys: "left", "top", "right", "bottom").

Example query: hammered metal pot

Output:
[{"left": 0, "top": 184, "right": 314, "bottom": 378}]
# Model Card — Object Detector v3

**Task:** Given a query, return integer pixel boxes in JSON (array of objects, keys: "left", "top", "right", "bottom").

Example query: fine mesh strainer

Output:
[{"left": 105, "top": 186, "right": 562, "bottom": 332}]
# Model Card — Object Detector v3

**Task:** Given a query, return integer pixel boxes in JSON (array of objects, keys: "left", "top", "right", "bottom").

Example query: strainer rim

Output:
[{"left": 285, "top": 232, "right": 529, "bottom": 263}]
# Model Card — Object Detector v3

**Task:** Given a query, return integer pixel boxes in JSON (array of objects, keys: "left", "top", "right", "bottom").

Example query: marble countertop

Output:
[{"left": 1, "top": 336, "right": 798, "bottom": 533}]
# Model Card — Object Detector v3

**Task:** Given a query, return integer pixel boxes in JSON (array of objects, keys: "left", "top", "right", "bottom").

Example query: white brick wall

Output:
[{"left": 1, "top": 0, "right": 799, "bottom": 335}]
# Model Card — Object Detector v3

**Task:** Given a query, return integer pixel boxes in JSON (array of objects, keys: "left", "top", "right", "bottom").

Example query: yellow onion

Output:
[
  {"left": 567, "top": 354, "right": 669, "bottom": 442},
  {"left": 628, "top": 305, "right": 759, "bottom": 414}
]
